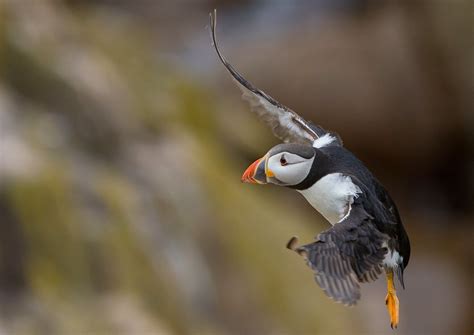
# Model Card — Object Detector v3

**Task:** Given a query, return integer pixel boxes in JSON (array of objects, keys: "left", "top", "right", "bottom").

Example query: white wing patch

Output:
[{"left": 313, "top": 133, "right": 336, "bottom": 148}]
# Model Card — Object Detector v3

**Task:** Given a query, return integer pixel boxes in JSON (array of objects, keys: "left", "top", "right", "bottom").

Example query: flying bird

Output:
[{"left": 209, "top": 10, "right": 410, "bottom": 329}]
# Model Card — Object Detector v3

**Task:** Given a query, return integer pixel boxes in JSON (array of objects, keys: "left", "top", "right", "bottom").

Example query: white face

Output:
[{"left": 266, "top": 151, "right": 314, "bottom": 186}]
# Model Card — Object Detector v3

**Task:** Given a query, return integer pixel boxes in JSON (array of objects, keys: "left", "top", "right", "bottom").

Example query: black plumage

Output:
[
  {"left": 290, "top": 145, "right": 410, "bottom": 300},
  {"left": 295, "top": 202, "right": 387, "bottom": 305}
]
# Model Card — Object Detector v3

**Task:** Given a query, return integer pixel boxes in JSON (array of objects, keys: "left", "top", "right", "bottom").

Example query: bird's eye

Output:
[{"left": 280, "top": 156, "right": 288, "bottom": 166}]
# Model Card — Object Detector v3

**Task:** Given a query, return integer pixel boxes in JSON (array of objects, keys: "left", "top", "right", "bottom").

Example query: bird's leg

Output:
[{"left": 385, "top": 269, "right": 399, "bottom": 329}]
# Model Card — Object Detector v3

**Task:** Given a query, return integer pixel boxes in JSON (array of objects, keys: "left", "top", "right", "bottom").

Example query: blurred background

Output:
[{"left": 0, "top": 0, "right": 472, "bottom": 334}]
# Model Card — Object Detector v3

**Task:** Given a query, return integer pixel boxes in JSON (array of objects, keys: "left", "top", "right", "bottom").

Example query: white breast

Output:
[{"left": 297, "top": 173, "right": 362, "bottom": 225}]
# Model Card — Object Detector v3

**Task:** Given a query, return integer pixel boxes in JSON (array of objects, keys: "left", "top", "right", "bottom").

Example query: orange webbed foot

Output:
[{"left": 385, "top": 286, "right": 399, "bottom": 328}]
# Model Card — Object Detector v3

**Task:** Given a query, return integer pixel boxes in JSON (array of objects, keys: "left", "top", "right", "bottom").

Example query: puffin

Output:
[{"left": 209, "top": 10, "right": 410, "bottom": 329}]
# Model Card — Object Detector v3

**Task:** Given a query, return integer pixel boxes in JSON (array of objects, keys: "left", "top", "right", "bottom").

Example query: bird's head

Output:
[{"left": 241, "top": 143, "right": 316, "bottom": 187}]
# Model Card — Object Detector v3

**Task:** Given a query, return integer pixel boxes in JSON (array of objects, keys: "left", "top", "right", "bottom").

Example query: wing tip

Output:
[
  {"left": 286, "top": 236, "right": 299, "bottom": 250},
  {"left": 286, "top": 236, "right": 310, "bottom": 257},
  {"left": 209, "top": 9, "right": 218, "bottom": 49},
  {"left": 208, "top": 9, "right": 250, "bottom": 89},
  {"left": 396, "top": 266, "right": 406, "bottom": 289},
  {"left": 208, "top": 10, "right": 319, "bottom": 144}
]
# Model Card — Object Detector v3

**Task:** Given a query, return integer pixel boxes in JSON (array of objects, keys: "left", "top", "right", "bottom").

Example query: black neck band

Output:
[{"left": 289, "top": 148, "right": 330, "bottom": 191}]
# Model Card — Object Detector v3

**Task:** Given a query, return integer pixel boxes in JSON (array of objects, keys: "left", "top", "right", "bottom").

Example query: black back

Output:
[{"left": 291, "top": 146, "right": 411, "bottom": 272}]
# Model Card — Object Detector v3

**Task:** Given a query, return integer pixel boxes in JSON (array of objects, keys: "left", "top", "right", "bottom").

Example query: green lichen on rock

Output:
[{"left": 7, "top": 166, "right": 92, "bottom": 298}]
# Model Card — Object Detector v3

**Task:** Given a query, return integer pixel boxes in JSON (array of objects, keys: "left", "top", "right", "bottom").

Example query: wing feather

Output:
[
  {"left": 291, "top": 204, "right": 388, "bottom": 306},
  {"left": 209, "top": 10, "right": 319, "bottom": 145}
]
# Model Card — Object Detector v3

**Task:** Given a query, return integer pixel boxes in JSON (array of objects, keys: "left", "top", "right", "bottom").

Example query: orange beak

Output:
[{"left": 241, "top": 156, "right": 268, "bottom": 184}]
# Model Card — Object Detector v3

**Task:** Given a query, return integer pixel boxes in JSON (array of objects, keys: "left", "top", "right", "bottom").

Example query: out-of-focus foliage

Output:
[{"left": 0, "top": 1, "right": 472, "bottom": 334}]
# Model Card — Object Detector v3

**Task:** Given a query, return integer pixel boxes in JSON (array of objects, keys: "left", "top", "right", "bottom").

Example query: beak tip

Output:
[
  {"left": 241, "top": 177, "right": 253, "bottom": 184},
  {"left": 241, "top": 156, "right": 268, "bottom": 185}
]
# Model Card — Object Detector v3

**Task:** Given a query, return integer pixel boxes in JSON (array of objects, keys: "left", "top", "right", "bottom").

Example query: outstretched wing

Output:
[
  {"left": 209, "top": 10, "right": 321, "bottom": 145},
  {"left": 290, "top": 203, "right": 388, "bottom": 306}
]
